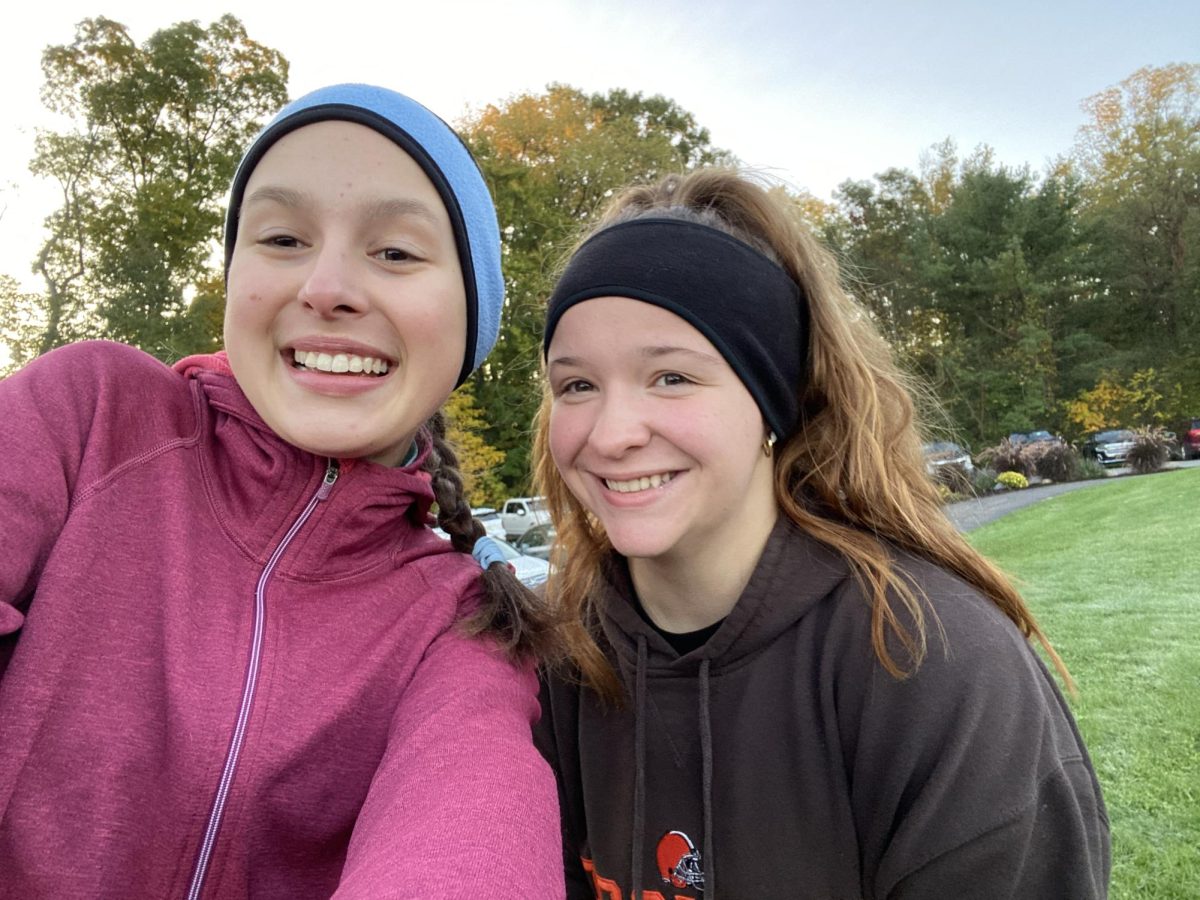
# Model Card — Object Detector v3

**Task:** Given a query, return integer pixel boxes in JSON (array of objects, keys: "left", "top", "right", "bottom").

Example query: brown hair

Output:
[
  {"left": 423, "top": 411, "right": 556, "bottom": 661},
  {"left": 533, "top": 168, "right": 1070, "bottom": 702}
]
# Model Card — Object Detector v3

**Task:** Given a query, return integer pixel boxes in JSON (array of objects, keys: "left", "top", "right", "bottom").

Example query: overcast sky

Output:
[{"left": 1, "top": 0, "right": 1196, "bottom": 292}]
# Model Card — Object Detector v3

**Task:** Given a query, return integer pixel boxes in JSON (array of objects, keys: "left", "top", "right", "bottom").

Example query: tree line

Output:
[{"left": 1, "top": 16, "right": 1196, "bottom": 503}]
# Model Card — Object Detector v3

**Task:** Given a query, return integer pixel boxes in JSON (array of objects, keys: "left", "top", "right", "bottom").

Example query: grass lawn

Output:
[{"left": 969, "top": 467, "right": 1200, "bottom": 899}]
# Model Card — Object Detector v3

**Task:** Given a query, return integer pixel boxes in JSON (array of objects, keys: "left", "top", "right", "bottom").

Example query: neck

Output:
[{"left": 629, "top": 505, "right": 778, "bottom": 633}]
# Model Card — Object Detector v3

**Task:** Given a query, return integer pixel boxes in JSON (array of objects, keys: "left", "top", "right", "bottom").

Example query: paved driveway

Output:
[{"left": 945, "top": 459, "right": 1200, "bottom": 532}]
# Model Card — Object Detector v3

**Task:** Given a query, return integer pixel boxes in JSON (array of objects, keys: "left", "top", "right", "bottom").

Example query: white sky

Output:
[{"left": 0, "top": 0, "right": 1196, "bottom": 293}]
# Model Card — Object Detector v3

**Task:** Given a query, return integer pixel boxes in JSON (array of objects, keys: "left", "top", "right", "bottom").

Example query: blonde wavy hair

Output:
[{"left": 533, "top": 167, "right": 1070, "bottom": 703}]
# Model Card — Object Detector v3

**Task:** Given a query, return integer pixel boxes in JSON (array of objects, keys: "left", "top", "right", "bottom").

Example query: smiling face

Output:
[
  {"left": 547, "top": 297, "right": 778, "bottom": 566},
  {"left": 223, "top": 120, "right": 466, "bottom": 466}
]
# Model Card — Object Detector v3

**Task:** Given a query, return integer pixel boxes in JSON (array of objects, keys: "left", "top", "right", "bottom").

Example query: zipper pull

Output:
[{"left": 316, "top": 459, "right": 340, "bottom": 500}]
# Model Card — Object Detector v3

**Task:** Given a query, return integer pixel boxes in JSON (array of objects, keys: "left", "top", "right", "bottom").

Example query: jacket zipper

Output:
[{"left": 186, "top": 459, "right": 340, "bottom": 900}]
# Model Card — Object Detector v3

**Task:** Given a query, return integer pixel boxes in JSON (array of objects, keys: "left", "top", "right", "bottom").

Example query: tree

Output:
[
  {"left": 1064, "top": 369, "right": 1176, "bottom": 436},
  {"left": 460, "top": 85, "right": 727, "bottom": 492},
  {"left": 826, "top": 167, "right": 934, "bottom": 353},
  {"left": 444, "top": 385, "right": 507, "bottom": 507},
  {"left": 920, "top": 160, "right": 1088, "bottom": 445},
  {"left": 26, "top": 15, "right": 288, "bottom": 361},
  {"left": 0, "top": 276, "right": 47, "bottom": 376},
  {"left": 827, "top": 145, "right": 1090, "bottom": 448},
  {"left": 1071, "top": 64, "right": 1200, "bottom": 406}
]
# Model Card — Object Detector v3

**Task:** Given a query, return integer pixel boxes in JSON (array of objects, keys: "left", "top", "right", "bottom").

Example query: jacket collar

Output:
[{"left": 178, "top": 356, "right": 445, "bottom": 579}]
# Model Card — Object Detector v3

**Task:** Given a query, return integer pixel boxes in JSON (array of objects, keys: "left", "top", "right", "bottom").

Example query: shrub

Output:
[
  {"left": 1032, "top": 441, "right": 1079, "bottom": 482},
  {"left": 996, "top": 471, "right": 1029, "bottom": 490},
  {"left": 1126, "top": 426, "right": 1170, "bottom": 475},
  {"left": 977, "top": 439, "right": 1032, "bottom": 477},
  {"left": 1076, "top": 456, "right": 1108, "bottom": 480},
  {"left": 931, "top": 462, "right": 973, "bottom": 496}
]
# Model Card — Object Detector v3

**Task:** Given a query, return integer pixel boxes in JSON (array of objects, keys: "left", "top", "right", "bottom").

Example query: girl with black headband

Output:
[
  {"left": 533, "top": 168, "right": 1109, "bottom": 899},
  {"left": 0, "top": 85, "right": 563, "bottom": 897}
]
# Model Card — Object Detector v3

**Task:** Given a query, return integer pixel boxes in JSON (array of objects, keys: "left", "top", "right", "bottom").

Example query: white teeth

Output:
[
  {"left": 293, "top": 349, "right": 390, "bottom": 376},
  {"left": 604, "top": 472, "right": 674, "bottom": 493}
]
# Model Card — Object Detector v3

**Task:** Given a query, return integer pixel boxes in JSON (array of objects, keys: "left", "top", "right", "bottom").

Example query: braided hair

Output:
[{"left": 423, "top": 411, "right": 558, "bottom": 661}]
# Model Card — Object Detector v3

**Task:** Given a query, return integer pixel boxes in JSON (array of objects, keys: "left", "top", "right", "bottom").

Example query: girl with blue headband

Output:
[
  {"left": 533, "top": 169, "right": 1109, "bottom": 899},
  {"left": 0, "top": 84, "right": 562, "bottom": 897}
]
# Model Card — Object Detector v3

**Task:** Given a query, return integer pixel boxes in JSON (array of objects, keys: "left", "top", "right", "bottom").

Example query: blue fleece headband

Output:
[{"left": 223, "top": 84, "right": 503, "bottom": 386}]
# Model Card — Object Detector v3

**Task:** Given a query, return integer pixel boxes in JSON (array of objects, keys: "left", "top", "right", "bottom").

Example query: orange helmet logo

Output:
[{"left": 655, "top": 830, "right": 704, "bottom": 890}]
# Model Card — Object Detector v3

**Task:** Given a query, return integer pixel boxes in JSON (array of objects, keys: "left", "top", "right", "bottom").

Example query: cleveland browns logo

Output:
[{"left": 656, "top": 830, "right": 705, "bottom": 891}]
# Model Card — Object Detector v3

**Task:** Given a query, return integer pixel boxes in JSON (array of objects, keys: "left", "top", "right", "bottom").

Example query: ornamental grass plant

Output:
[
  {"left": 1126, "top": 426, "right": 1170, "bottom": 475},
  {"left": 977, "top": 439, "right": 1033, "bottom": 477},
  {"left": 1031, "top": 441, "right": 1079, "bottom": 482}
]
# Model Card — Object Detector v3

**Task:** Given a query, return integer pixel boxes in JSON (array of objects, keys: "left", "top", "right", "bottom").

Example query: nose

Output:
[
  {"left": 297, "top": 244, "right": 368, "bottom": 318},
  {"left": 588, "top": 390, "right": 653, "bottom": 458}
]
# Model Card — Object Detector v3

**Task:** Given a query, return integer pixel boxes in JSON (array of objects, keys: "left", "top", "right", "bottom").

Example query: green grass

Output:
[{"left": 970, "top": 468, "right": 1200, "bottom": 899}]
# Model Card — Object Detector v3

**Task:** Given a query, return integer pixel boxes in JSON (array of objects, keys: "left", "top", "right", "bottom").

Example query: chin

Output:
[{"left": 605, "top": 531, "right": 676, "bottom": 561}]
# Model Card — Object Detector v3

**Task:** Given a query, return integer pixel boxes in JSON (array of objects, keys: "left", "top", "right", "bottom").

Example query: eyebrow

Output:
[
  {"left": 548, "top": 345, "right": 722, "bottom": 369},
  {"left": 362, "top": 197, "right": 443, "bottom": 227},
  {"left": 640, "top": 345, "right": 722, "bottom": 364},
  {"left": 242, "top": 185, "right": 311, "bottom": 209},
  {"left": 241, "top": 188, "right": 442, "bottom": 227}
]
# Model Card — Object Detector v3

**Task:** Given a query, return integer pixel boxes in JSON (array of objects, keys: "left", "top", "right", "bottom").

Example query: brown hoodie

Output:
[{"left": 536, "top": 520, "right": 1109, "bottom": 899}]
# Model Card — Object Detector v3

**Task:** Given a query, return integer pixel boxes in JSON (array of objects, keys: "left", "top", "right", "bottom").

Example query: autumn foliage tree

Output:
[
  {"left": 460, "top": 85, "right": 727, "bottom": 491},
  {"left": 443, "top": 385, "right": 507, "bottom": 507}
]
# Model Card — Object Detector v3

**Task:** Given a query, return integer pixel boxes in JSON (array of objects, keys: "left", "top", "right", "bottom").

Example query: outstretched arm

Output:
[
  {"left": 1, "top": 342, "right": 193, "bottom": 649},
  {"left": 334, "top": 627, "right": 565, "bottom": 899},
  {"left": 0, "top": 346, "right": 95, "bottom": 645}
]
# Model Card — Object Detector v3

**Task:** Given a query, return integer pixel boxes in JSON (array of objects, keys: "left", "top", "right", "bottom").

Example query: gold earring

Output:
[{"left": 762, "top": 431, "right": 777, "bottom": 457}]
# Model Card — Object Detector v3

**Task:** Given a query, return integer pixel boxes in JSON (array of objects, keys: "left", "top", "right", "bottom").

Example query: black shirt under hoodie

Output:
[{"left": 535, "top": 520, "right": 1110, "bottom": 899}]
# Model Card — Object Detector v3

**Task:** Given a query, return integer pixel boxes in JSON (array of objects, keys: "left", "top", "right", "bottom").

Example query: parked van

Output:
[{"left": 500, "top": 497, "right": 551, "bottom": 540}]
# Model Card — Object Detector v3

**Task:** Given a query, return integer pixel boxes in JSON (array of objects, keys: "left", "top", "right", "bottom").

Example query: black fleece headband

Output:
[{"left": 543, "top": 218, "right": 808, "bottom": 439}]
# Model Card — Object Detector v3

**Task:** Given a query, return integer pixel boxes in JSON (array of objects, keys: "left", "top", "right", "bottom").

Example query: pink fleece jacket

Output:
[{"left": 0, "top": 341, "right": 564, "bottom": 899}]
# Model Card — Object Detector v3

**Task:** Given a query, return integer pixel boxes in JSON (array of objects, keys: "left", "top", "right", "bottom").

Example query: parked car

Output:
[
  {"left": 513, "top": 522, "right": 556, "bottom": 561},
  {"left": 470, "top": 507, "right": 506, "bottom": 540},
  {"left": 500, "top": 496, "right": 551, "bottom": 540},
  {"left": 922, "top": 441, "right": 975, "bottom": 477},
  {"left": 1081, "top": 429, "right": 1136, "bottom": 466},
  {"left": 430, "top": 529, "right": 549, "bottom": 588},
  {"left": 493, "top": 538, "right": 550, "bottom": 587},
  {"left": 1178, "top": 418, "right": 1200, "bottom": 460}
]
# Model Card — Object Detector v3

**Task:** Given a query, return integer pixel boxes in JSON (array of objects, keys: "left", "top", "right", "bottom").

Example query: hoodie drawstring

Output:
[
  {"left": 632, "top": 634, "right": 648, "bottom": 897},
  {"left": 631, "top": 640, "right": 717, "bottom": 898},
  {"left": 699, "top": 657, "right": 715, "bottom": 899}
]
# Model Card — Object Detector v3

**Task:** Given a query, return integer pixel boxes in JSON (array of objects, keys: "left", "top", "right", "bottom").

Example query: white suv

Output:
[{"left": 500, "top": 497, "right": 551, "bottom": 541}]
